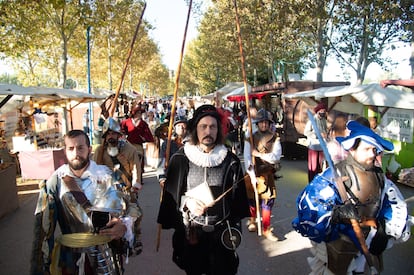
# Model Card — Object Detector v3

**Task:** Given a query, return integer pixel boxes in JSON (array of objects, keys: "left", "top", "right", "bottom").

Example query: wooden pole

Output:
[
  {"left": 29, "top": 98, "right": 37, "bottom": 150},
  {"left": 108, "top": 2, "right": 147, "bottom": 117},
  {"left": 156, "top": 0, "right": 193, "bottom": 252},
  {"left": 232, "top": 0, "right": 262, "bottom": 236}
]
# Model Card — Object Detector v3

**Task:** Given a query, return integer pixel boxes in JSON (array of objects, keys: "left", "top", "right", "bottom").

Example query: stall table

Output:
[{"left": 19, "top": 149, "right": 66, "bottom": 180}]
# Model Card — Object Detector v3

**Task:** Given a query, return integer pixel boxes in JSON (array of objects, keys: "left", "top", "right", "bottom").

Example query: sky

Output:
[{"left": 144, "top": 0, "right": 205, "bottom": 70}]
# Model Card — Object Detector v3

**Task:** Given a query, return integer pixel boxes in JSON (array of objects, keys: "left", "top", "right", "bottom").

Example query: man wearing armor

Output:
[
  {"left": 93, "top": 117, "right": 143, "bottom": 256},
  {"left": 159, "top": 115, "right": 188, "bottom": 165},
  {"left": 157, "top": 104, "right": 250, "bottom": 275},
  {"left": 244, "top": 108, "right": 282, "bottom": 242},
  {"left": 30, "top": 130, "right": 139, "bottom": 274},
  {"left": 293, "top": 121, "right": 412, "bottom": 274}
]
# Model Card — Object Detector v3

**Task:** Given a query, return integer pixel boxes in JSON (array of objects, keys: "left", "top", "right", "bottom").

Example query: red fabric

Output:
[
  {"left": 307, "top": 148, "right": 324, "bottom": 182},
  {"left": 217, "top": 108, "right": 231, "bottom": 137},
  {"left": 249, "top": 204, "right": 272, "bottom": 231},
  {"left": 226, "top": 91, "right": 273, "bottom": 102},
  {"left": 261, "top": 209, "right": 271, "bottom": 231},
  {"left": 121, "top": 118, "right": 154, "bottom": 145}
]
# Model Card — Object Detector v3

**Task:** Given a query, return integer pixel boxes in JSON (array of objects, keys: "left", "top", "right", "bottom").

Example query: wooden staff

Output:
[
  {"left": 156, "top": 0, "right": 193, "bottom": 252},
  {"left": 232, "top": 0, "right": 262, "bottom": 236},
  {"left": 108, "top": 2, "right": 147, "bottom": 117}
]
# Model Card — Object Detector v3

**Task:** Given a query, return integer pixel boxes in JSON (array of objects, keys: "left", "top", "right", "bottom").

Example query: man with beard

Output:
[
  {"left": 244, "top": 108, "right": 282, "bottom": 241},
  {"left": 293, "top": 121, "right": 412, "bottom": 274},
  {"left": 93, "top": 117, "right": 143, "bottom": 255},
  {"left": 31, "top": 130, "right": 140, "bottom": 274},
  {"left": 157, "top": 104, "right": 250, "bottom": 275}
]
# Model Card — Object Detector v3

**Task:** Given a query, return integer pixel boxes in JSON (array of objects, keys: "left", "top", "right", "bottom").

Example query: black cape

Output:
[{"left": 157, "top": 147, "right": 250, "bottom": 230}]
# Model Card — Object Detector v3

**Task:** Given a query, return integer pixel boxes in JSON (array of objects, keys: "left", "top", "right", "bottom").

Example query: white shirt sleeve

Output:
[
  {"left": 243, "top": 140, "right": 252, "bottom": 171},
  {"left": 260, "top": 138, "right": 282, "bottom": 164}
]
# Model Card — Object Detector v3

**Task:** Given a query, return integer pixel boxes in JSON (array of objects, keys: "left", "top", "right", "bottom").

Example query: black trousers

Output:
[{"left": 172, "top": 227, "right": 239, "bottom": 275}]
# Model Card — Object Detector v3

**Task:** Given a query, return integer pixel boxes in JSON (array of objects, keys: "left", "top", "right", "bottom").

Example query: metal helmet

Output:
[
  {"left": 102, "top": 117, "right": 121, "bottom": 137},
  {"left": 255, "top": 109, "right": 274, "bottom": 124}
]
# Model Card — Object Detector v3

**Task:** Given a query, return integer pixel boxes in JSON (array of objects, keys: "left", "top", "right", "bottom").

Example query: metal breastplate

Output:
[
  {"left": 59, "top": 176, "right": 125, "bottom": 274},
  {"left": 186, "top": 160, "right": 231, "bottom": 226},
  {"left": 338, "top": 159, "right": 384, "bottom": 219},
  {"left": 253, "top": 130, "right": 276, "bottom": 153},
  {"left": 59, "top": 176, "right": 125, "bottom": 232}
]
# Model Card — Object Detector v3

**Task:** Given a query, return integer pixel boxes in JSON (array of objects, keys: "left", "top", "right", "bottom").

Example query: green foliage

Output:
[
  {"left": 0, "top": 73, "right": 19, "bottom": 85},
  {"left": 330, "top": 0, "right": 412, "bottom": 84},
  {"left": 0, "top": 0, "right": 412, "bottom": 96},
  {"left": 0, "top": 0, "right": 170, "bottom": 96}
]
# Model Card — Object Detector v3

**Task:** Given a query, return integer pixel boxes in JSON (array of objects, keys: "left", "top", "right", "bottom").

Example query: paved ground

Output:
[{"left": 1, "top": 159, "right": 414, "bottom": 274}]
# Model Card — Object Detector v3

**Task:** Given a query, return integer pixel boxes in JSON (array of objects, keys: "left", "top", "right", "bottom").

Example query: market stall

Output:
[
  {"left": 282, "top": 83, "right": 414, "bottom": 182},
  {"left": 0, "top": 84, "right": 106, "bottom": 180}
]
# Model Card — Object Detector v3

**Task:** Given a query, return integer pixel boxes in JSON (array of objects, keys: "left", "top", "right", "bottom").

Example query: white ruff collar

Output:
[{"left": 184, "top": 143, "right": 228, "bottom": 167}]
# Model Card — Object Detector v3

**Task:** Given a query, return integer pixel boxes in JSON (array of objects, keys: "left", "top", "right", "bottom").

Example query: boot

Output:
[
  {"left": 247, "top": 218, "right": 257, "bottom": 232},
  {"left": 263, "top": 227, "right": 278, "bottom": 242}
]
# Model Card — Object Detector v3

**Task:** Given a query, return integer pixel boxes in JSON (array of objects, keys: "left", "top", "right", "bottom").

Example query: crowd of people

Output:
[{"left": 29, "top": 98, "right": 412, "bottom": 275}]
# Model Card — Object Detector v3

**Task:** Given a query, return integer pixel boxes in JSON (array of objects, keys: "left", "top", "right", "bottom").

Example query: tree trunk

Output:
[
  {"left": 60, "top": 37, "right": 68, "bottom": 89},
  {"left": 316, "top": 18, "right": 326, "bottom": 82}
]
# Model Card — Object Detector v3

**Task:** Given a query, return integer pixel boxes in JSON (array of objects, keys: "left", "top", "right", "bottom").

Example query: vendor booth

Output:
[
  {"left": 0, "top": 84, "right": 106, "bottom": 180},
  {"left": 282, "top": 83, "right": 414, "bottom": 185}
]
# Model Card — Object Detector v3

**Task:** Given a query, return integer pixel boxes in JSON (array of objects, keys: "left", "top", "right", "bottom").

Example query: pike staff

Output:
[
  {"left": 156, "top": 0, "right": 193, "bottom": 252},
  {"left": 108, "top": 2, "right": 147, "bottom": 117},
  {"left": 232, "top": 0, "right": 262, "bottom": 236},
  {"left": 97, "top": 2, "right": 146, "bottom": 166}
]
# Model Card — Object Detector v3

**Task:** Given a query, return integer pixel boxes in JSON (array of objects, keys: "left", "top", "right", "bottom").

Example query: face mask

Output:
[
  {"left": 107, "top": 146, "right": 119, "bottom": 157},
  {"left": 107, "top": 138, "right": 118, "bottom": 146},
  {"left": 319, "top": 112, "right": 326, "bottom": 118}
]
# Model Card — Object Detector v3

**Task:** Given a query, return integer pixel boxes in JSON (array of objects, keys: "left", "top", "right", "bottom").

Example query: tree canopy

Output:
[{"left": 0, "top": 0, "right": 412, "bottom": 96}]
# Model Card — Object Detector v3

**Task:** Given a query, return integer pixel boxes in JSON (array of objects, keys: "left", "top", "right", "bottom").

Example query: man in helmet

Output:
[
  {"left": 244, "top": 108, "right": 282, "bottom": 241},
  {"left": 157, "top": 116, "right": 188, "bottom": 188},
  {"left": 93, "top": 117, "right": 143, "bottom": 255},
  {"left": 160, "top": 116, "right": 188, "bottom": 163}
]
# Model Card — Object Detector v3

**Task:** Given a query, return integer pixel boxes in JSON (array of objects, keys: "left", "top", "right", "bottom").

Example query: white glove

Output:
[{"left": 132, "top": 182, "right": 142, "bottom": 192}]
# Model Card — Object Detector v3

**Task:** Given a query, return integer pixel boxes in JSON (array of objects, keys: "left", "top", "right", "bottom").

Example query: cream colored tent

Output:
[{"left": 282, "top": 83, "right": 414, "bottom": 115}]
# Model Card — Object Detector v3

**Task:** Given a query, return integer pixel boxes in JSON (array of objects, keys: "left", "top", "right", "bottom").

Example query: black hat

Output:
[{"left": 188, "top": 104, "right": 221, "bottom": 131}]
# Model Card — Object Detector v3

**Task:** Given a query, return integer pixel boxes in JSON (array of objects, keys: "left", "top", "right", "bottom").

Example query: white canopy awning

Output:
[
  {"left": 282, "top": 83, "right": 414, "bottom": 114},
  {"left": 0, "top": 84, "right": 106, "bottom": 110},
  {"left": 222, "top": 85, "right": 252, "bottom": 101},
  {"left": 201, "top": 82, "right": 246, "bottom": 100}
]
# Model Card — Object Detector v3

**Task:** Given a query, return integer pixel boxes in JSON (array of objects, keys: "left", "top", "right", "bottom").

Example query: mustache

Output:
[{"left": 202, "top": 135, "right": 214, "bottom": 141}]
